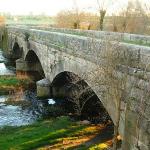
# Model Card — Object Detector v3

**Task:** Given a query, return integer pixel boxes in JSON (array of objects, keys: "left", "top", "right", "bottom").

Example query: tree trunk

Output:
[{"left": 99, "top": 10, "right": 106, "bottom": 31}]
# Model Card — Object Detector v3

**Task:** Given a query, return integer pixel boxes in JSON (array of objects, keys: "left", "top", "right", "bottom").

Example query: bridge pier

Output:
[
  {"left": 16, "top": 58, "right": 33, "bottom": 78},
  {"left": 16, "top": 58, "right": 32, "bottom": 72},
  {"left": 36, "top": 78, "right": 51, "bottom": 98},
  {"left": 16, "top": 58, "right": 45, "bottom": 80},
  {"left": 16, "top": 58, "right": 51, "bottom": 98}
]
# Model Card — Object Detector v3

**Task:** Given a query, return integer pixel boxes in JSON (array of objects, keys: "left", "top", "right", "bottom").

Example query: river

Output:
[
  {"left": 0, "top": 51, "right": 15, "bottom": 75},
  {"left": 0, "top": 50, "right": 54, "bottom": 127}
]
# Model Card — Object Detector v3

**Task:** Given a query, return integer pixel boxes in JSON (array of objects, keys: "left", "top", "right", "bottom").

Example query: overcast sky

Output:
[{"left": 0, "top": 0, "right": 149, "bottom": 16}]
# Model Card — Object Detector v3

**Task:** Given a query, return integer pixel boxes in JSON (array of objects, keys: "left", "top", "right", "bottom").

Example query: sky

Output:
[{"left": 0, "top": 0, "right": 149, "bottom": 16}]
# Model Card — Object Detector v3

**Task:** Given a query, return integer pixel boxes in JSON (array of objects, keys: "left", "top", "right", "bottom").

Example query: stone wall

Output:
[
  {"left": 5, "top": 26, "right": 150, "bottom": 150},
  {"left": 9, "top": 25, "right": 150, "bottom": 45},
  {"left": 37, "top": 27, "right": 150, "bottom": 45},
  {"left": 7, "top": 26, "right": 150, "bottom": 64}
]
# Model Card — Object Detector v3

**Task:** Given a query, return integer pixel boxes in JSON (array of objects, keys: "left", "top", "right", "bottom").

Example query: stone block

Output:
[{"left": 36, "top": 78, "right": 51, "bottom": 98}]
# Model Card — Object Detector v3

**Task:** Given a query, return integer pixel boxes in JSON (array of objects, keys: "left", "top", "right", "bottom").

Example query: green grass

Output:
[
  {"left": 0, "top": 116, "right": 109, "bottom": 150},
  {"left": 0, "top": 116, "right": 87, "bottom": 150},
  {"left": 0, "top": 76, "right": 20, "bottom": 86},
  {"left": 123, "top": 39, "right": 150, "bottom": 47},
  {"left": 0, "top": 76, "right": 33, "bottom": 95},
  {"left": 0, "top": 76, "right": 31, "bottom": 87}
]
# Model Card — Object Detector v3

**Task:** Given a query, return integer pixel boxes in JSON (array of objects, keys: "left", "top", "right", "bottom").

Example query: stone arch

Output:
[
  {"left": 12, "top": 42, "right": 23, "bottom": 59},
  {"left": 51, "top": 71, "right": 113, "bottom": 124},
  {"left": 47, "top": 53, "right": 118, "bottom": 124},
  {"left": 13, "top": 42, "right": 20, "bottom": 53},
  {"left": 25, "top": 50, "right": 40, "bottom": 62},
  {"left": 24, "top": 50, "right": 45, "bottom": 80}
]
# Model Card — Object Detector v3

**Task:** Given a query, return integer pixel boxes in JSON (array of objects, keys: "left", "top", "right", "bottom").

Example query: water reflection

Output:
[
  {"left": 0, "top": 50, "right": 6, "bottom": 62},
  {"left": 0, "top": 96, "right": 8, "bottom": 103},
  {"left": 48, "top": 99, "right": 56, "bottom": 105},
  {"left": 0, "top": 89, "right": 57, "bottom": 127},
  {"left": 0, "top": 50, "right": 15, "bottom": 75},
  {"left": 0, "top": 50, "right": 56, "bottom": 127},
  {"left": 0, "top": 63, "right": 15, "bottom": 75},
  {"left": 0, "top": 50, "right": 41, "bottom": 127},
  {"left": 0, "top": 94, "right": 42, "bottom": 127},
  {"left": 0, "top": 104, "right": 36, "bottom": 126}
]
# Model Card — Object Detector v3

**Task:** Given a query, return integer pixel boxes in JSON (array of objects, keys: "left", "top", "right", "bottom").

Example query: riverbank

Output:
[
  {"left": 0, "top": 75, "right": 34, "bottom": 95},
  {"left": 0, "top": 116, "right": 113, "bottom": 150},
  {"left": 0, "top": 50, "right": 115, "bottom": 149},
  {"left": 0, "top": 75, "right": 114, "bottom": 149}
]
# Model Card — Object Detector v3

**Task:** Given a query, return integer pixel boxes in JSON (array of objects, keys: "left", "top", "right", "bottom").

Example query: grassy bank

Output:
[
  {"left": 0, "top": 116, "right": 112, "bottom": 150},
  {"left": 0, "top": 76, "right": 31, "bottom": 86},
  {"left": 0, "top": 76, "right": 34, "bottom": 94}
]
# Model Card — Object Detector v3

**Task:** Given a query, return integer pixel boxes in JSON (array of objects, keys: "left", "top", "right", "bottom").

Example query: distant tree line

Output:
[
  {"left": 55, "top": 0, "right": 150, "bottom": 35},
  {"left": 0, "top": 0, "right": 150, "bottom": 35}
]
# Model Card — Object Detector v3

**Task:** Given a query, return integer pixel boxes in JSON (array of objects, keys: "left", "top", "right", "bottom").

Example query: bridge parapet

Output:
[
  {"left": 7, "top": 26, "right": 150, "bottom": 72},
  {"left": 36, "top": 27, "right": 150, "bottom": 45},
  {"left": 8, "top": 25, "right": 150, "bottom": 46}
]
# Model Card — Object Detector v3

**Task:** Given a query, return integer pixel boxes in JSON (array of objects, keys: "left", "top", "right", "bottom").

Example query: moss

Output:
[
  {"left": 123, "top": 39, "right": 150, "bottom": 47},
  {"left": 0, "top": 76, "right": 31, "bottom": 87},
  {"left": 1, "top": 28, "right": 8, "bottom": 52}
]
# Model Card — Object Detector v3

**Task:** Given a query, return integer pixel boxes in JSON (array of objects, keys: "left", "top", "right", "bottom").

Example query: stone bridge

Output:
[{"left": 0, "top": 26, "right": 150, "bottom": 150}]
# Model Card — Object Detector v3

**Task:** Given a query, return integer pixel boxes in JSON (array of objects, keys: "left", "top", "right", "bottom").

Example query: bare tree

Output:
[
  {"left": 113, "top": 0, "right": 149, "bottom": 34},
  {"left": 56, "top": 10, "right": 98, "bottom": 29},
  {"left": 73, "top": 0, "right": 80, "bottom": 29},
  {"left": 96, "top": 0, "right": 107, "bottom": 31}
]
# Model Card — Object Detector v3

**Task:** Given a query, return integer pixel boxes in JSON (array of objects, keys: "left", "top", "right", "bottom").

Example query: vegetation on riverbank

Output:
[
  {"left": 4, "top": 98, "right": 32, "bottom": 108},
  {"left": 0, "top": 76, "right": 34, "bottom": 95},
  {"left": 0, "top": 116, "right": 113, "bottom": 150}
]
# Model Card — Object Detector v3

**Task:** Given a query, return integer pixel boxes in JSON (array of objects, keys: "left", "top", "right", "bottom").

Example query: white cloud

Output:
[
  {"left": 0, "top": 0, "right": 73, "bottom": 15},
  {"left": 0, "top": 0, "right": 149, "bottom": 16}
]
